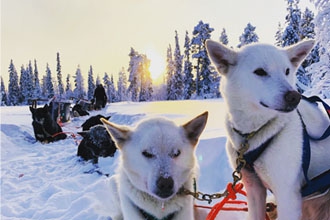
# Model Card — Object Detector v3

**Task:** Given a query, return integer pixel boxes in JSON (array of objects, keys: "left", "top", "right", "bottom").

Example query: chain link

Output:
[{"left": 181, "top": 131, "right": 255, "bottom": 204}]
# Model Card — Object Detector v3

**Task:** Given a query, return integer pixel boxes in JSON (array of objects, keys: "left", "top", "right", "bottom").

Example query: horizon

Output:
[{"left": 1, "top": 0, "right": 315, "bottom": 89}]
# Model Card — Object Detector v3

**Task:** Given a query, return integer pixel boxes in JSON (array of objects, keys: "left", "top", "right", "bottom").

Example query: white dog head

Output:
[
  {"left": 101, "top": 112, "right": 208, "bottom": 201},
  {"left": 206, "top": 40, "right": 314, "bottom": 113}
]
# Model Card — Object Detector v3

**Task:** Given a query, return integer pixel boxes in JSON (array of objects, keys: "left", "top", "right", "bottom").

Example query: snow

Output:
[{"left": 1, "top": 99, "right": 247, "bottom": 219}]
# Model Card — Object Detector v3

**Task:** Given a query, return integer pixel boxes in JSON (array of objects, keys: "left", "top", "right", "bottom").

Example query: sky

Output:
[{"left": 1, "top": 0, "right": 315, "bottom": 88}]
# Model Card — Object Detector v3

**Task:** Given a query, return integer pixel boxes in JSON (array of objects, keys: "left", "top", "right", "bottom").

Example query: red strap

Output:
[{"left": 205, "top": 182, "right": 270, "bottom": 220}]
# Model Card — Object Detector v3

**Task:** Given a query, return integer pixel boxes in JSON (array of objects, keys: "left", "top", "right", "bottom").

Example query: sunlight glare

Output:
[{"left": 145, "top": 47, "right": 166, "bottom": 82}]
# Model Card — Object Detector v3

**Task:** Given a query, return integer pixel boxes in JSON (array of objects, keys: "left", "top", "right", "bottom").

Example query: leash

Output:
[{"left": 51, "top": 131, "right": 81, "bottom": 145}]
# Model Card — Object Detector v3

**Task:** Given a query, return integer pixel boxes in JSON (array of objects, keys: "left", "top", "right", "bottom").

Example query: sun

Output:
[{"left": 145, "top": 47, "right": 166, "bottom": 83}]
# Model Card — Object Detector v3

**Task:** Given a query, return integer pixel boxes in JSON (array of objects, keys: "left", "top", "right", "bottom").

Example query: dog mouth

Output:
[{"left": 260, "top": 101, "right": 297, "bottom": 112}]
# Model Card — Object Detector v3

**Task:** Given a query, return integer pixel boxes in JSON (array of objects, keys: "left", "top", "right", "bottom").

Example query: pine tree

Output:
[
  {"left": 65, "top": 74, "right": 73, "bottom": 99},
  {"left": 33, "top": 59, "right": 42, "bottom": 98},
  {"left": 139, "top": 55, "right": 153, "bottom": 102},
  {"left": 109, "top": 74, "right": 117, "bottom": 102},
  {"left": 275, "top": 23, "right": 284, "bottom": 46},
  {"left": 87, "top": 65, "right": 96, "bottom": 100},
  {"left": 8, "top": 60, "right": 20, "bottom": 106},
  {"left": 172, "top": 30, "right": 184, "bottom": 100},
  {"left": 166, "top": 44, "right": 175, "bottom": 100},
  {"left": 103, "top": 72, "right": 111, "bottom": 102},
  {"left": 127, "top": 48, "right": 141, "bottom": 102},
  {"left": 219, "top": 28, "right": 229, "bottom": 45},
  {"left": 73, "top": 65, "right": 85, "bottom": 99},
  {"left": 183, "top": 31, "right": 194, "bottom": 99},
  {"left": 19, "top": 63, "right": 34, "bottom": 104},
  {"left": 1, "top": 76, "right": 8, "bottom": 106},
  {"left": 45, "top": 63, "right": 55, "bottom": 98},
  {"left": 117, "top": 67, "right": 128, "bottom": 102},
  {"left": 305, "top": 0, "right": 330, "bottom": 98},
  {"left": 282, "top": 0, "right": 301, "bottom": 47},
  {"left": 238, "top": 23, "right": 259, "bottom": 48},
  {"left": 300, "top": 8, "right": 315, "bottom": 39},
  {"left": 56, "top": 52, "right": 64, "bottom": 97},
  {"left": 191, "top": 20, "right": 215, "bottom": 98}
]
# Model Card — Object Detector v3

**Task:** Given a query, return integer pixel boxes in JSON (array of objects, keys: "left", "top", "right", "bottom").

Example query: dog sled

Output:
[{"left": 29, "top": 96, "right": 72, "bottom": 123}]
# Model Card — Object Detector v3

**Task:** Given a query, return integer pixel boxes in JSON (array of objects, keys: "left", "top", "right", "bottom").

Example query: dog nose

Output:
[
  {"left": 284, "top": 91, "right": 301, "bottom": 108},
  {"left": 155, "top": 176, "right": 174, "bottom": 198}
]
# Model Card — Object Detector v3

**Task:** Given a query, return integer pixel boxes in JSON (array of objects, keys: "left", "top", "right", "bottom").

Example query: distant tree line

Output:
[{"left": 1, "top": 0, "right": 329, "bottom": 106}]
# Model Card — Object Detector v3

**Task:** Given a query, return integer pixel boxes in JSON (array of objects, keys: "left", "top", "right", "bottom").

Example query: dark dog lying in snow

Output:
[
  {"left": 77, "top": 125, "right": 117, "bottom": 164},
  {"left": 81, "top": 114, "right": 111, "bottom": 131},
  {"left": 72, "top": 104, "right": 89, "bottom": 117},
  {"left": 30, "top": 104, "right": 67, "bottom": 143}
]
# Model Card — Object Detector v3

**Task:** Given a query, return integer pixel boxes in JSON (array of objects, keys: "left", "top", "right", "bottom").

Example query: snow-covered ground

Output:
[{"left": 0, "top": 99, "right": 248, "bottom": 219}]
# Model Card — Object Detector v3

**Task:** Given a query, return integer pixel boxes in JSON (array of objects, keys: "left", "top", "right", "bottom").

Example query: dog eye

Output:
[
  {"left": 253, "top": 68, "right": 268, "bottom": 76},
  {"left": 285, "top": 68, "right": 290, "bottom": 76},
  {"left": 142, "top": 150, "right": 155, "bottom": 159},
  {"left": 169, "top": 149, "right": 181, "bottom": 158}
]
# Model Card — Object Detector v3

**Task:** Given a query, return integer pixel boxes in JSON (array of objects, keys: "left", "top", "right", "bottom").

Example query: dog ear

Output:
[
  {"left": 77, "top": 131, "right": 88, "bottom": 138},
  {"left": 101, "top": 118, "right": 130, "bottom": 149},
  {"left": 182, "top": 111, "right": 208, "bottom": 146},
  {"left": 29, "top": 106, "right": 34, "bottom": 113},
  {"left": 286, "top": 39, "right": 315, "bottom": 67},
  {"left": 205, "top": 40, "right": 237, "bottom": 74}
]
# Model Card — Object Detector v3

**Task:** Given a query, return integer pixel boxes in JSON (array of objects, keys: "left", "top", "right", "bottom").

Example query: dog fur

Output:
[
  {"left": 72, "top": 103, "right": 90, "bottom": 117},
  {"left": 30, "top": 104, "right": 67, "bottom": 143},
  {"left": 81, "top": 114, "right": 111, "bottom": 131},
  {"left": 206, "top": 39, "right": 330, "bottom": 220},
  {"left": 101, "top": 112, "right": 208, "bottom": 220},
  {"left": 77, "top": 125, "right": 116, "bottom": 164}
]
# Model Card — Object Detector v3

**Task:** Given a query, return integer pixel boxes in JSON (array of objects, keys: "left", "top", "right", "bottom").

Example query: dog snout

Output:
[
  {"left": 282, "top": 90, "right": 301, "bottom": 112},
  {"left": 284, "top": 91, "right": 301, "bottom": 108},
  {"left": 155, "top": 176, "right": 174, "bottom": 199}
]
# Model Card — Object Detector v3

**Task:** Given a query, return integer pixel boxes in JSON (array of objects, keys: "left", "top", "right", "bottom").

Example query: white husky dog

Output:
[
  {"left": 206, "top": 39, "right": 330, "bottom": 220},
  {"left": 101, "top": 112, "right": 208, "bottom": 220}
]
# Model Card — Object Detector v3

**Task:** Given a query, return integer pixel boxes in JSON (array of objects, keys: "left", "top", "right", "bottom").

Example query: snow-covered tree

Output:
[
  {"left": 87, "top": 65, "right": 96, "bottom": 100},
  {"left": 300, "top": 8, "right": 315, "bottom": 39},
  {"left": 166, "top": 44, "right": 175, "bottom": 100},
  {"left": 7, "top": 60, "right": 20, "bottom": 106},
  {"left": 8, "top": 60, "right": 20, "bottom": 105},
  {"left": 183, "top": 31, "right": 194, "bottom": 99},
  {"left": 117, "top": 67, "right": 128, "bottom": 102},
  {"left": 19, "top": 63, "right": 34, "bottom": 104},
  {"left": 103, "top": 72, "right": 116, "bottom": 103},
  {"left": 139, "top": 55, "right": 153, "bottom": 102},
  {"left": 127, "top": 48, "right": 152, "bottom": 102},
  {"left": 238, "top": 23, "right": 259, "bottom": 48},
  {"left": 275, "top": 22, "right": 284, "bottom": 46},
  {"left": 171, "top": 30, "right": 184, "bottom": 100},
  {"left": 191, "top": 20, "right": 215, "bottom": 98},
  {"left": 56, "top": 52, "right": 64, "bottom": 97},
  {"left": 127, "top": 48, "right": 141, "bottom": 102},
  {"left": 304, "top": 0, "right": 330, "bottom": 98},
  {"left": 1, "top": 76, "right": 8, "bottom": 106},
  {"left": 219, "top": 28, "right": 229, "bottom": 45},
  {"left": 33, "top": 59, "right": 42, "bottom": 99},
  {"left": 282, "top": 0, "right": 301, "bottom": 47},
  {"left": 65, "top": 74, "right": 73, "bottom": 99},
  {"left": 73, "top": 65, "right": 85, "bottom": 99},
  {"left": 44, "top": 63, "right": 55, "bottom": 98}
]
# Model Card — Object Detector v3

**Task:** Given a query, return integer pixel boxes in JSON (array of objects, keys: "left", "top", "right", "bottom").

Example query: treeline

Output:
[{"left": 1, "top": 0, "right": 327, "bottom": 106}]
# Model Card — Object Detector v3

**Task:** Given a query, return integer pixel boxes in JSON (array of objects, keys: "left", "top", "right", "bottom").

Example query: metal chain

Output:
[{"left": 181, "top": 131, "right": 256, "bottom": 204}]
